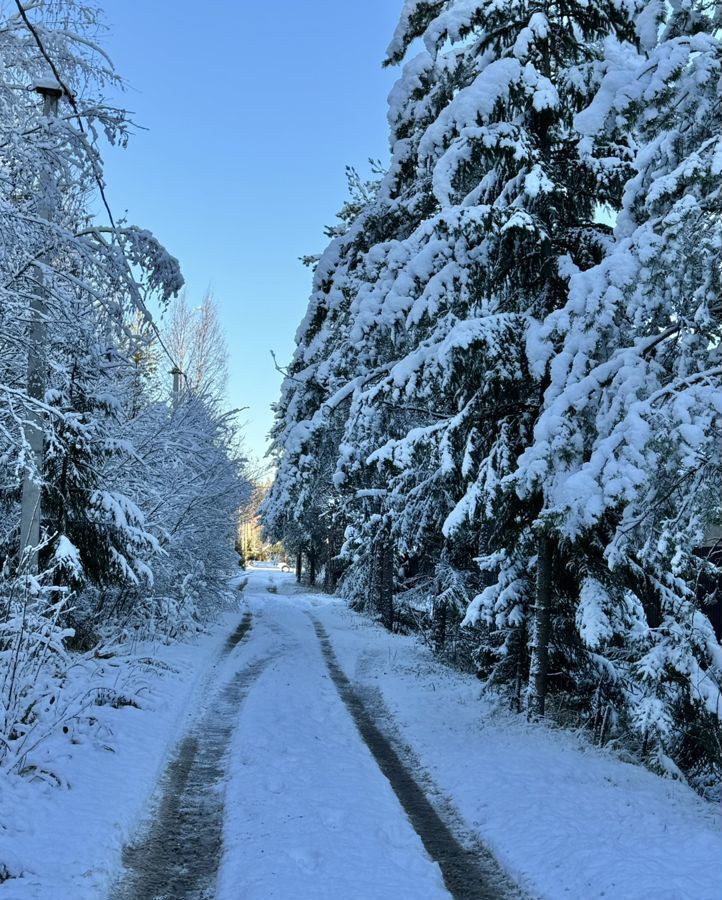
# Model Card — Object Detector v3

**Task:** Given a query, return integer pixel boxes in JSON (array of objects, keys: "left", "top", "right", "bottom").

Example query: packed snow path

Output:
[
  {"left": 110, "top": 571, "right": 522, "bottom": 900},
  {"left": 4, "top": 571, "right": 718, "bottom": 899},
  {"left": 310, "top": 617, "right": 521, "bottom": 900},
  {"left": 109, "top": 614, "right": 262, "bottom": 900}
]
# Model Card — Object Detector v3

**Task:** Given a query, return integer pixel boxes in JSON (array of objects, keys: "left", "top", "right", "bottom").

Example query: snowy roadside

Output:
[
  {"left": 0, "top": 601, "right": 246, "bottom": 900},
  {"left": 301, "top": 585, "right": 722, "bottom": 900}
]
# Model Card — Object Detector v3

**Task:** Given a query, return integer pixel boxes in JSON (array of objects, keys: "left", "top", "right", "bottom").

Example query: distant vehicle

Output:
[{"left": 279, "top": 562, "right": 291, "bottom": 573}]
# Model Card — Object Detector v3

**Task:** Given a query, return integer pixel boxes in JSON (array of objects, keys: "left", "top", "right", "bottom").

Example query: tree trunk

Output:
[
  {"left": 377, "top": 527, "right": 394, "bottom": 631},
  {"left": 324, "top": 535, "right": 337, "bottom": 593},
  {"left": 295, "top": 552, "right": 302, "bottom": 583},
  {"left": 433, "top": 598, "right": 447, "bottom": 654},
  {"left": 512, "top": 621, "right": 527, "bottom": 714},
  {"left": 528, "top": 532, "right": 553, "bottom": 718},
  {"left": 308, "top": 546, "right": 317, "bottom": 586}
]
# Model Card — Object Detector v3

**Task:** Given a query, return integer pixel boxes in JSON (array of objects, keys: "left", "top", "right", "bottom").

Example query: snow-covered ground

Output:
[
  {"left": 223, "top": 571, "right": 721, "bottom": 900},
  {"left": 308, "top": 585, "right": 722, "bottom": 900},
  {"left": 0, "top": 603, "right": 245, "bottom": 900},
  {"left": 217, "top": 579, "right": 450, "bottom": 900},
  {"left": 2, "top": 569, "right": 720, "bottom": 899}
]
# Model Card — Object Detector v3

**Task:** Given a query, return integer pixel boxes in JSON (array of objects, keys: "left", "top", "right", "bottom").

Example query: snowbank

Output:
[
  {"left": 0, "top": 610, "right": 241, "bottom": 900},
  {"left": 311, "top": 593, "right": 722, "bottom": 900}
]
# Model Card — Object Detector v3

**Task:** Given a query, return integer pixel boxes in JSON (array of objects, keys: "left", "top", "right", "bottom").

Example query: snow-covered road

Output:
[
  {"left": 107, "top": 568, "right": 722, "bottom": 900},
  {"left": 113, "top": 570, "right": 514, "bottom": 899},
  {"left": 6, "top": 569, "right": 720, "bottom": 899},
  {"left": 214, "top": 573, "right": 519, "bottom": 900},
  {"left": 0, "top": 570, "right": 722, "bottom": 900}
]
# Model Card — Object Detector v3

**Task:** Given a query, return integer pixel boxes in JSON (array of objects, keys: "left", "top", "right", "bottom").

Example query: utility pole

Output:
[
  {"left": 171, "top": 366, "right": 183, "bottom": 406},
  {"left": 18, "top": 77, "right": 62, "bottom": 575}
]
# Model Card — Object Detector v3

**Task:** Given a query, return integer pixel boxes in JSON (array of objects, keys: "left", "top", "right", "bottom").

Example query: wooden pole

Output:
[
  {"left": 18, "top": 79, "right": 62, "bottom": 575},
  {"left": 171, "top": 366, "right": 183, "bottom": 406}
]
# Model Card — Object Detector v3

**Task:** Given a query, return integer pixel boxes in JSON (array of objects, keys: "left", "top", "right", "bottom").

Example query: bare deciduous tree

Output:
[{"left": 163, "top": 290, "right": 228, "bottom": 401}]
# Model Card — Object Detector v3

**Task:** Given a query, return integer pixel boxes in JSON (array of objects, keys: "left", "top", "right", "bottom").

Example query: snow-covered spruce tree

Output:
[
  {"left": 309, "top": 57, "right": 461, "bottom": 621},
  {"left": 40, "top": 298, "right": 160, "bottom": 646},
  {"left": 262, "top": 168, "right": 390, "bottom": 591},
  {"left": 512, "top": 0, "right": 722, "bottom": 787},
  {"left": 261, "top": 267, "right": 346, "bottom": 586},
  {"left": 330, "top": 1, "right": 640, "bottom": 680}
]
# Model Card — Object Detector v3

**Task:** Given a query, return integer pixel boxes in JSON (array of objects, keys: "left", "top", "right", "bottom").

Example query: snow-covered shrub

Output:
[
  {"left": 0, "top": 0, "right": 247, "bottom": 779},
  {"left": 0, "top": 578, "right": 73, "bottom": 775}
]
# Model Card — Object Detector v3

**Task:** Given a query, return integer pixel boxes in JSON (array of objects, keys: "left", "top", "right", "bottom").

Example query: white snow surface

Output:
[
  {"left": 311, "top": 600, "right": 722, "bottom": 899},
  {"left": 0, "top": 608, "right": 242, "bottom": 899},
  {"left": 2, "top": 570, "right": 721, "bottom": 899},
  {"left": 217, "top": 577, "right": 449, "bottom": 900},
  {"left": 224, "top": 573, "right": 721, "bottom": 900}
]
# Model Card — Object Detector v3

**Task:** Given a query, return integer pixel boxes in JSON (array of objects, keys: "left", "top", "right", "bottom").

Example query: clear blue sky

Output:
[{"left": 101, "top": 1, "right": 401, "bottom": 464}]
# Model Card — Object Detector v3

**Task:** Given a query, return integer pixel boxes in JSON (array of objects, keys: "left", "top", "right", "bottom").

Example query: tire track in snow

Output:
[
  {"left": 310, "top": 615, "right": 527, "bottom": 900},
  {"left": 109, "top": 612, "right": 264, "bottom": 900},
  {"left": 223, "top": 610, "right": 253, "bottom": 652}
]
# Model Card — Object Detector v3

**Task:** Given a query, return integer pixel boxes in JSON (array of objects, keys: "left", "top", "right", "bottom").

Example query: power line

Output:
[{"left": 13, "top": 0, "right": 186, "bottom": 379}]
